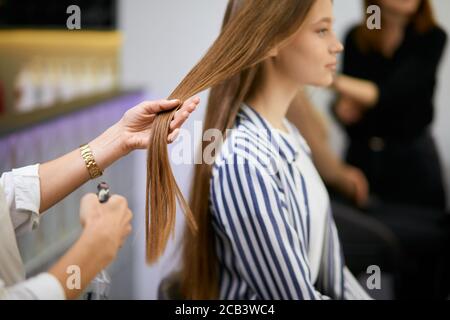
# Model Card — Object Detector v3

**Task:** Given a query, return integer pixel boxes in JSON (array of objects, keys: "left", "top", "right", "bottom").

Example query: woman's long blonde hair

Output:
[{"left": 146, "top": 0, "right": 316, "bottom": 299}]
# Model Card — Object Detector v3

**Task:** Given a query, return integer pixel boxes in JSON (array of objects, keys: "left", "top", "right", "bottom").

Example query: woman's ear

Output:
[{"left": 267, "top": 46, "right": 279, "bottom": 58}]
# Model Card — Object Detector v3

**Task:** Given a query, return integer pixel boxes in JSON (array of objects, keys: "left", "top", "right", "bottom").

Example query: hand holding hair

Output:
[{"left": 117, "top": 96, "right": 200, "bottom": 155}]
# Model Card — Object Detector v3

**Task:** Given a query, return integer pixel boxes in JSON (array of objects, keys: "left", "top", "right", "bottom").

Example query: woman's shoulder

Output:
[
  {"left": 408, "top": 24, "right": 448, "bottom": 57},
  {"left": 422, "top": 25, "right": 447, "bottom": 46},
  {"left": 283, "top": 120, "right": 312, "bottom": 157},
  {"left": 211, "top": 119, "right": 282, "bottom": 179}
]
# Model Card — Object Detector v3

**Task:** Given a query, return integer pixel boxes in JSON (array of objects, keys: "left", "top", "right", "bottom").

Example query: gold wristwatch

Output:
[{"left": 80, "top": 144, "right": 103, "bottom": 179}]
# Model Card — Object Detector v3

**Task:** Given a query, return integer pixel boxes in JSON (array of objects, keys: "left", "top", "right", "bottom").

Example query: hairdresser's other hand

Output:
[
  {"left": 79, "top": 193, "right": 133, "bottom": 261},
  {"left": 119, "top": 97, "right": 200, "bottom": 153},
  {"left": 335, "top": 95, "right": 363, "bottom": 125}
]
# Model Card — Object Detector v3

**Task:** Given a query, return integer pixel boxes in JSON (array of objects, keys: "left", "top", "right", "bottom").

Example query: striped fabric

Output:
[{"left": 209, "top": 104, "right": 371, "bottom": 300}]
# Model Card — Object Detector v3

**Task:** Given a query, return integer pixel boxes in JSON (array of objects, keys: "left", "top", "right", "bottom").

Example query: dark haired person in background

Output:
[{"left": 332, "top": 0, "right": 449, "bottom": 299}]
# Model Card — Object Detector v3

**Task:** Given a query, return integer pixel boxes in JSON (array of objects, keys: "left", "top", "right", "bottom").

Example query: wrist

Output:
[
  {"left": 79, "top": 227, "right": 117, "bottom": 266},
  {"left": 88, "top": 122, "right": 128, "bottom": 171}
]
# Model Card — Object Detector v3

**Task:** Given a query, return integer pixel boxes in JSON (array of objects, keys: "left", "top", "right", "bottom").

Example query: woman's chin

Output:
[{"left": 311, "top": 75, "right": 334, "bottom": 88}]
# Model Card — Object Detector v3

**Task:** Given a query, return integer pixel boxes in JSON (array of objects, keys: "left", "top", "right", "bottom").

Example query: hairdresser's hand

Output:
[
  {"left": 48, "top": 194, "right": 133, "bottom": 299},
  {"left": 79, "top": 194, "right": 133, "bottom": 261},
  {"left": 88, "top": 97, "right": 199, "bottom": 170},
  {"left": 119, "top": 97, "right": 200, "bottom": 153},
  {"left": 339, "top": 165, "right": 370, "bottom": 208}
]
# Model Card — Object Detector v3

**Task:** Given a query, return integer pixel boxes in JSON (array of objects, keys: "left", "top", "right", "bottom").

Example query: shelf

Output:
[{"left": 0, "top": 89, "right": 140, "bottom": 136}]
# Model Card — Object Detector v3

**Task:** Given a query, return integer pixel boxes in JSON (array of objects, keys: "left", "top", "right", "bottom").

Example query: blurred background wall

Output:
[{"left": 118, "top": 0, "right": 450, "bottom": 299}]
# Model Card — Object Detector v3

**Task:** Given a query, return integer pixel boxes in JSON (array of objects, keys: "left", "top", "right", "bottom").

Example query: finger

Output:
[
  {"left": 79, "top": 193, "right": 98, "bottom": 224},
  {"left": 180, "top": 96, "right": 200, "bottom": 112},
  {"left": 170, "top": 110, "right": 190, "bottom": 131},
  {"left": 172, "top": 107, "right": 191, "bottom": 124},
  {"left": 168, "top": 128, "right": 180, "bottom": 143},
  {"left": 140, "top": 99, "right": 181, "bottom": 115},
  {"left": 108, "top": 194, "right": 128, "bottom": 207},
  {"left": 124, "top": 209, "right": 133, "bottom": 223},
  {"left": 170, "top": 98, "right": 199, "bottom": 130},
  {"left": 171, "top": 96, "right": 199, "bottom": 124},
  {"left": 121, "top": 225, "right": 133, "bottom": 244},
  {"left": 80, "top": 193, "right": 99, "bottom": 210},
  {"left": 81, "top": 193, "right": 98, "bottom": 203}
]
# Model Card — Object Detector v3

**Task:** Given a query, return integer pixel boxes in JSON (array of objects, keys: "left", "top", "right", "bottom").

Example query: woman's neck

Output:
[
  {"left": 380, "top": 11, "right": 409, "bottom": 57},
  {"left": 383, "top": 13, "right": 409, "bottom": 30},
  {"left": 246, "top": 60, "right": 299, "bottom": 134}
]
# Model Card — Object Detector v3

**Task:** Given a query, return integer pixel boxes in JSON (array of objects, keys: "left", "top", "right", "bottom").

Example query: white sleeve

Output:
[
  {"left": 0, "top": 164, "right": 41, "bottom": 236},
  {"left": 0, "top": 273, "right": 66, "bottom": 300}
]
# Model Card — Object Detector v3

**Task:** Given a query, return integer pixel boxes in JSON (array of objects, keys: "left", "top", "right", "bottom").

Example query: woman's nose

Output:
[{"left": 330, "top": 39, "right": 344, "bottom": 55}]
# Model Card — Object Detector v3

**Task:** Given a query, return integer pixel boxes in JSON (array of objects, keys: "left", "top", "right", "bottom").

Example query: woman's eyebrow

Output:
[{"left": 313, "top": 17, "right": 333, "bottom": 25}]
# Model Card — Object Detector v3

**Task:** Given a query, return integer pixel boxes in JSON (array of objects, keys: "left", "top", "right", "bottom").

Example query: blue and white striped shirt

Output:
[{"left": 210, "top": 104, "right": 371, "bottom": 300}]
